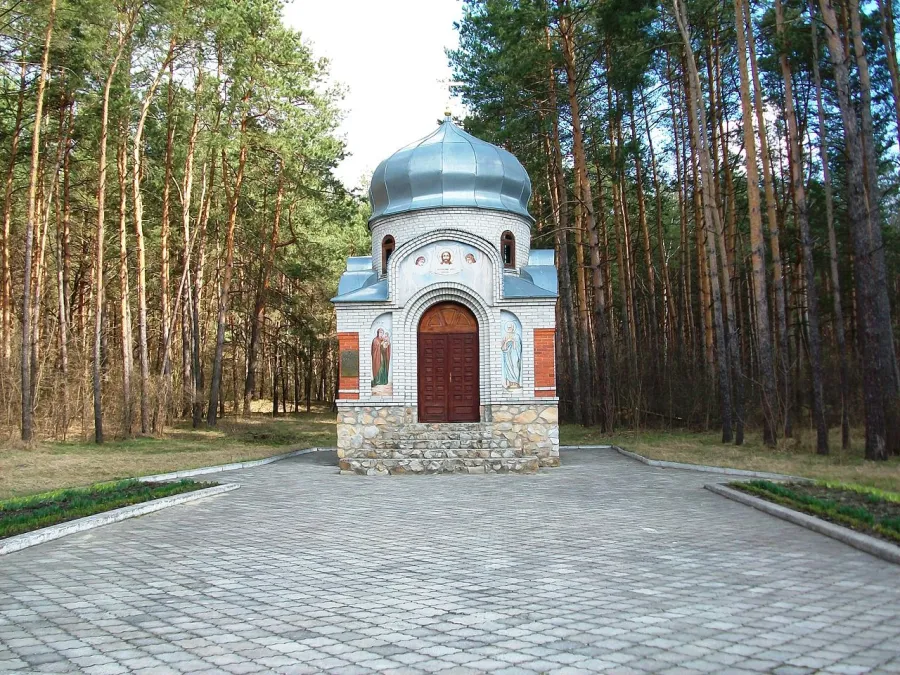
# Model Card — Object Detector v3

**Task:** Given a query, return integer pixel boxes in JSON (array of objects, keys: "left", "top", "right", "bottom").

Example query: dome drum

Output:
[{"left": 370, "top": 208, "right": 532, "bottom": 276}]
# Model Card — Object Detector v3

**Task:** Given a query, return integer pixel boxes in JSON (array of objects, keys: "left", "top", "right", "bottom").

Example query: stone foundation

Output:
[{"left": 337, "top": 403, "right": 559, "bottom": 475}]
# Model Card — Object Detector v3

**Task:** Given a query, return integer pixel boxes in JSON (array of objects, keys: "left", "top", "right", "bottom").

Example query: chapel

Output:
[{"left": 332, "top": 113, "right": 559, "bottom": 474}]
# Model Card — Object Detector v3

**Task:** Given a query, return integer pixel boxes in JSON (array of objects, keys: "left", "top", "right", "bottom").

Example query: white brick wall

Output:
[{"left": 336, "top": 207, "right": 557, "bottom": 415}]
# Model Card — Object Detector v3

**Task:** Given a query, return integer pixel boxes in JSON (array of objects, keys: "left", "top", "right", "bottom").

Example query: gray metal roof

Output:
[
  {"left": 368, "top": 116, "right": 533, "bottom": 225},
  {"left": 502, "top": 275, "right": 555, "bottom": 299},
  {"left": 331, "top": 276, "right": 389, "bottom": 303}
]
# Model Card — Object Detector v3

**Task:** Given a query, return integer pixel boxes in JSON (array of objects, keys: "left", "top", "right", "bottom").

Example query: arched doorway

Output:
[{"left": 418, "top": 302, "right": 480, "bottom": 422}]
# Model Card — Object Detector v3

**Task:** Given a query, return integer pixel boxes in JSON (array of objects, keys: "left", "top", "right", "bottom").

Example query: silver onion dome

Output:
[{"left": 368, "top": 114, "right": 533, "bottom": 224}]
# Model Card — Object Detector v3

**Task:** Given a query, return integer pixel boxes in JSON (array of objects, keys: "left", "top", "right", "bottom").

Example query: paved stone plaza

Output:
[{"left": 1, "top": 449, "right": 899, "bottom": 674}]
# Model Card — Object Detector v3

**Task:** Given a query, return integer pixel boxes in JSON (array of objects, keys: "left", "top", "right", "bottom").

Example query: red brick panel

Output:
[
  {"left": 338, "top": 332, "right": 360, "bottom": 400},
  {"left": 533, "top": 328, "right": 556, "bottom": 397}
]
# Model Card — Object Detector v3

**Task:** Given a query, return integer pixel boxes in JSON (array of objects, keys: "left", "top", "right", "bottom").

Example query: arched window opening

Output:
[
  {"left": 382, "top": 235, "right": 395, "bottom": 273},
  {"left": 501, "top": 231, "right": 515, "bottom": 269}
]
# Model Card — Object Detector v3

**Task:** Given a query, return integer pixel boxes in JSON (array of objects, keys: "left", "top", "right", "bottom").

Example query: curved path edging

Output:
[
  {"left": 608, "top": 445, "right": 804, "bottom": 481},
  {"left": 706, "top": 482, "right": 900, "bottom": 565},
  {"left": 1, "top": 483, "right": 240, "bottom": 556},
  {"left": 137, "top": 446, "right": 335, "bottom": 482}
]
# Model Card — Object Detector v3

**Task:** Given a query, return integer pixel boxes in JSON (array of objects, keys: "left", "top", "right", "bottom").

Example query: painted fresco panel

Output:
[
  {"left": 499, "top": 311, "right": 523, "bottom": 390},
  {"left": 370, "top": 313, "right": 393, "bottom": 396},
  {"left": 397, "top": 241, "right": 494, "bottom": 304}
]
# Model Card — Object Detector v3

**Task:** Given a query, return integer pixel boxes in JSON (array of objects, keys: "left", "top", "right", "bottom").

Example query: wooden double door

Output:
[{"left": 417, "top": 303, "right": 480, "bottom": 422}]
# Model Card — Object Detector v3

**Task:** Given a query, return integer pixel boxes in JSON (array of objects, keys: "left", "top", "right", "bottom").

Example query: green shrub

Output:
[
  {"left": 733, "top": 480, "right": 900, "bottom": 546},
  {"left": 0, "top": 479, "right": 212, "bottom": 539},
  {"left": 880, "top": 517, "right": 900, "bottom": 535},
  {"left": 835, "top": 504, "right": 874, "bottom": 524}
]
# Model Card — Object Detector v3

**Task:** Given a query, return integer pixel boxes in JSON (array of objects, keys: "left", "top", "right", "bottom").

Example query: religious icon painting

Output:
[
  {"left": 499, "top": 311, "right": 523, "bottom": 390},
  {"left": 370, "top": 313, "right": 393, "bottom": 396},
  {"left": 431, "top": 243, "right": 462, "bottom": 275}
]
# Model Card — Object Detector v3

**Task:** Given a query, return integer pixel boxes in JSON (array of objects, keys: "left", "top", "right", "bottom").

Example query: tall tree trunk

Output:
[
  {"left": 875, "top": 0, "right": 900, "bottom": 153},
  {"left": 116, "top": 120, "right": 134, "bottom": 437},
  {"left": 704, "top": 24, "right": 745, "bottom": 445},
  {"left": 693, "top": 133, "right": 713, "bottom": 375},
  {"left": 117, "top": 122, "right": 133, "bottom": 437},
  {"left": 735, "top": 0, "right": 778, "bottom": 446},
  {"left": 293, "top": 344, "right": 300, "bottom": 413},
  {"left": 586, "top": 157, "right": 614, "bottom": 430},
  {"left": 544, "top": 143, "right": 571, "bottom": 420},
  {"left": 706, "top": 35, "right": 725, "bottom": 243},
  {"left": 56, "top": 100, "right": 73, "bottom": 438},
  {"left": 673, "top": 0, "right": 734, "bottom": 441},
  {"left": 2, "top": 57, "right": 26, "bottom": 367},
  {"left": 589, "top": 166, "right": 613, "bottom": 427},
  {"left": 818, "top": 0, "right": 898, "bottom": 459},
  {"left": 630, "top": 101, "right": 657, "bottom": 351},
  {"left": 207, "top": 102, "right": 250, "bottom": 426},
  {"left": 132, "top": 45, "right": 174, "bottom": 434},
  {"left": 192, "top": 156, "right": 213, "bottom": 428},
  {"left": 614, "top": 101, "right": 639, "bottom": 363},
  {"left": 272, "top": 327, "right": 280, "bottom": 416},
  {"left": 30, "top": 172, "right": 47, "bottom": 414},
  {"left": 809, "top": 0, "right": 850, "bottom": 449},
  {"left": 31, "top": 100, "right": 67, "bottom": 415},
  {"left": 712, "top": 163, "right": 745, "bottom": 445},
  {"left": 559, "top": 13, "right": 596, "bottom": 426},
  {"left": 21, "top": 0, "right": 56, "bottom": 441},
  {"left": 545, "top": 33, "right": 583, "bottom": 424},
  {"left": 744, "top": 0, "right": 792, "bottom": 439},
  {"left": 282, "top": 341, "right": 288, "bottom": 415},
  {"left": 559, "top": 13, "right": 608, "bottom": 424},
  {"left": 180, "top": 69, "right": 203, "bottom": 421},
  {"left": 714, "top": 37, "right": 737, "bottom": 278},
  {"left": 305, "top": 340, "right": 312, "bottom": 412},
  {"left": 157, "top": 58, "right": 176, "bottom": 431},
  {"left": 640, "top": 87, "right": 675, "bottom": 347},
  {"left": 94, "top": 17, "right": 132, "bottom": 443},
  {"left": 847, "top": 0, "right": 900, "bottom": 393},
  {"left": 683, "top": 63, "right": 714, "bottom": 375},
  {"left": 668, "top": 58, "right": 694, "bottom": 354},
  {"left": 774, "top": 0, "right": 828, "bottom": 453},
  {"left": 244, "top": 166, "right": 284, "bottom": 416}
]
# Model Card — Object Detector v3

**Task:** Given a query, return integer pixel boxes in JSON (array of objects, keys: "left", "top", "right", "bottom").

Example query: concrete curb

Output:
[
  {"left": 1, "top": 483, "right": 240, "bottom": 556},
  {"left": 705, "top": 483, "right": 900, "bottom": 565},
  {"left": 137, "top": 446, "right": 334, "bottom": 482},
  {"left": 610, "top": 445, "right": 804, "bottom": 481},
  {"left": 560, "top": 444, "right": 613, "bottom": 450}
]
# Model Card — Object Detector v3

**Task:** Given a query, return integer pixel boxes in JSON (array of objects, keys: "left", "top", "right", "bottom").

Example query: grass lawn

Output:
[
  {"left": 0, "top": 406, "right": 337, "bottom": 500},
  {"left": 730, "top": 480, "right": 900, "bottom": 545},
  {"left": 0, "top": 479, "right": 214, "bottom": 539},
  {"left": 560, "top": 425, "right": 900, "bottom": 492},
  {"left": 6, "top": 408, "right": 898, "bottom": 498}
]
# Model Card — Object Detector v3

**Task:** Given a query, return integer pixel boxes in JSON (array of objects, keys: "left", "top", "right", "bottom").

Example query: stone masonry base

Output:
[{"left": 337, "top": 403, "right": 559, "bottom": 475}]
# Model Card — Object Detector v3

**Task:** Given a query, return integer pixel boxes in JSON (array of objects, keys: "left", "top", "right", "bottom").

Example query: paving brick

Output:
[{"left": 0, "top": 449, "right": 898, "bottom": 675}]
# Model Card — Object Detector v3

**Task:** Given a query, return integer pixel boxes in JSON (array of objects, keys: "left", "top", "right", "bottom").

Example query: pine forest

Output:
[
  {"left": 1, "top": 0, "right": 900, "bottom": 462},
  {"left": 451, "top": 0, "right": 900, "bottom": 459},
  {"left": 0, "top": 0, "right": 369, "bottom": 444}
]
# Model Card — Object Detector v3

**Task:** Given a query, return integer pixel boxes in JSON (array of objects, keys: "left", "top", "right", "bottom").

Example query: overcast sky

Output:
[{"left": 284, "top": 0, "right": 466, "bottom": 192}]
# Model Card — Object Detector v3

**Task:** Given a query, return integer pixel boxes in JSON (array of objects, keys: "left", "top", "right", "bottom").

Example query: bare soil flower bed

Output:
[
  {"left": 0, "top": 479, "right": 214, "bottom": 539},
  {"left": 731, "top": 480, "right": 900, "bottom": 545}
]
